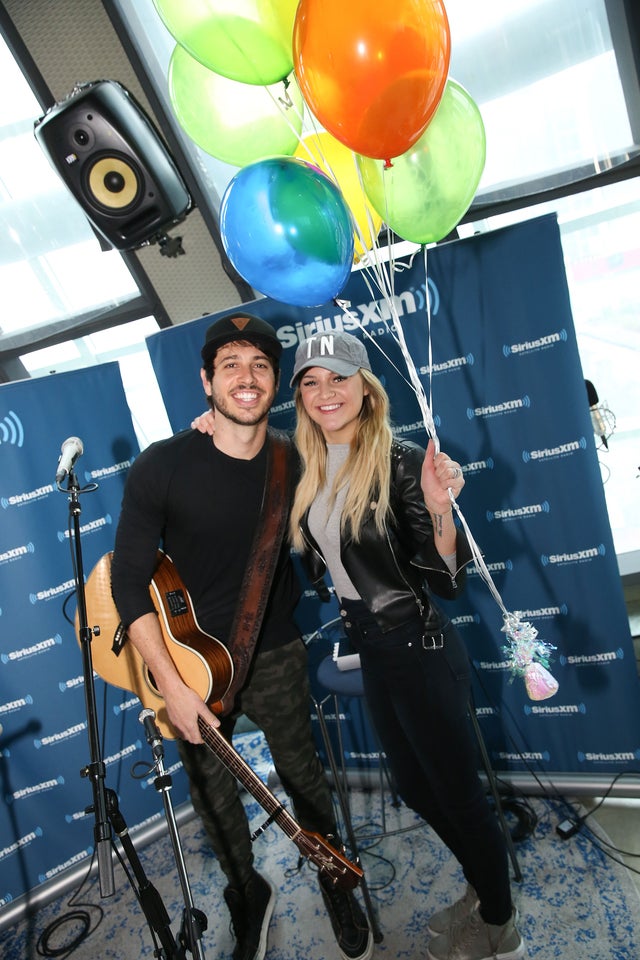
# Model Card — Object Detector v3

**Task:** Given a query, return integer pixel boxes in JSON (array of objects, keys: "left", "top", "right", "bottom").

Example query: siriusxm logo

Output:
[
  {"left": 395, "top": 417, "right": 441, "bottom": 437},
  {"left": 577, "top": 750, "right": 640, "bottom": 763},
  {"left": 473, "top": 659, "right": 511, "bottom": 672},
  {"left": 113, "top": 695, "right": 141, "bottom": 717},
  {"left": 39, "top": 848, "right": 92, "bottom": 883},
  {"left": 272, "top": 398, "right": 295, "bottom": 415},
  {"left": 451, "top": 614, "right": 481, "bottom": 626},
  {"left": 29, "top": 578, "right": 76, "bottom": 604},
  {"left": 58, "top": 675, "right": 86, "bottom": 692},
  {"left": 2, "top": 636, "right": 62, "bottom": 664},
  {"left": 559, "top": 649, "right": 623, "bottom": 666},
  {"left": 502, "top": 329, "right": 568, "bottom": 356},
  {"left": 103, "top": 742, "right": 142, "bottom": 766},
  {"left": 522, "top": 438, "right": 587, "bottom": 463},
  {"left": 6, "top": 776, "right": 65, "bottom": 805},
  {"left": 0, "top": 695, "right": 34, "bottom": 714},
  {"left": 468, "top": 560, "right": 513, "bottom": 577},
  {"left": 487, "top": 501, "right": 550, "bottom": 522},
  {"left": 496, "top": 751, "right": 551, "bottom": 763},
  {"left": 57, "top": 514, "right": 112, "bottom": 542},
  {"left": 0, "top": 543, "right": 35, "bottom": 565},
  {"left": 461, "top": 458, "right": 494, "bottom": 476},
  {"left": 467, "top": 395, "right": 530, "bottom": 420},
  {"left": 474, "top": 706, "right": 497, "bottom": 717},
  {"left": 1, "top": 484, "right": 54, "bottom": 508},
  {"left": 0, "top": 827, "right": 43, "bottom": 863},
  {"left": 418, "top": 353, "right": 474, "bottom": 377},
  {"left": 275, "top": 278, "right": 441, "bottom": 351},
  {"left": 0, "top": 410, "right": 24, "bottom": 447},
  {"left": 541, "top": 544, "right": 606, "bottom": 566},
  {"left": 141, "top": 760, "right": 183, "bottom": 790},
  {"left": 86, "top": 459, "right": 134, "bottom": 481},
  {"left": 34, "top": 722, "right": 86, "bottom": 748},
  {"left": 516, "top": 604, "right": 569, "bottom": 619},
  {"left": 524, "top": 703, "right": 586, "bottom": 716}
]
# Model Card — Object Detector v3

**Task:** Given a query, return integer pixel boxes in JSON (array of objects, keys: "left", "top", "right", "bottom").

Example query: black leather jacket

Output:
[{"left": 298, "top": 439, "right": 474, "bottom": 632}]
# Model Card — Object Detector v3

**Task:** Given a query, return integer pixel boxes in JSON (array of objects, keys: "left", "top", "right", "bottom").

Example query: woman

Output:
[{"left": 289, "top": 331, "right": 523, "bottom": 960}]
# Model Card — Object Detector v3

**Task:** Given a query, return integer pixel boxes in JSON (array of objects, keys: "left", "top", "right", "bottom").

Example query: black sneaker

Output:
[
  {"left": 223, "top": 869, "right": 276, "bottom": 960},
  {"left": 319, "top": 873, "right": 373, "bottom": 960}
]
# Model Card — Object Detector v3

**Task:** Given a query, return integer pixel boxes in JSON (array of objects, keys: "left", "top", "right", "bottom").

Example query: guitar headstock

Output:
[{"left": 296, "top": 830, "right": 363, "bottom": 891}]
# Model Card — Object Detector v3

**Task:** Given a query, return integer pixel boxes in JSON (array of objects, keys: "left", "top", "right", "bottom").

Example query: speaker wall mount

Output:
[{"left": 34, "top": 80, "right": 192, "bottom": 252}]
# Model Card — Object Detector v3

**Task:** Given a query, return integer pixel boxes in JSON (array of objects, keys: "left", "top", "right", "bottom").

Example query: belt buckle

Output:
[{"left": 422, "top": 631, "right": 444, "bottom": 651}]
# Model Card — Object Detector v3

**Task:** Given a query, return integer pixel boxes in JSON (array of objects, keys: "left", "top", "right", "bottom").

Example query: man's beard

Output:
[{"left": 211, "top": 391, "right": 272, "bottom": 426}]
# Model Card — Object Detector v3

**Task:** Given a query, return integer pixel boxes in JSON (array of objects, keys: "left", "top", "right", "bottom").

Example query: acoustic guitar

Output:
[
  {"left": 80, "top": 550, "right": 233, "bottom": 738},
  {"left": 79, "top": 550, "right": 363, "bottom": 891}
]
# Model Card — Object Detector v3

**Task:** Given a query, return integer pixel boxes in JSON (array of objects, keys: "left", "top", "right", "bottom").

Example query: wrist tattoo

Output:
[{"left": 432, "top": 510, "right": 451, "bottom": 537}]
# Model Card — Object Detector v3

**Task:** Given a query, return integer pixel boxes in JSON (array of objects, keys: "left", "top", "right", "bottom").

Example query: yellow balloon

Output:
[{"left": 295, "top": 132, "right": 382, "bottom": 259}]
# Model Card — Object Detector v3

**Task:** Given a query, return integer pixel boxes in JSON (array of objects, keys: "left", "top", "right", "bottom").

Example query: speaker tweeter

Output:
[{"left": 34, "top": 80, "right": 191, "bottom": 251}]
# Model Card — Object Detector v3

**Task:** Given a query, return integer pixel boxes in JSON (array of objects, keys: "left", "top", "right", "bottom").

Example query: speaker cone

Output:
[{"left": 86, "top": 155, "right": 141, "bottom": 210}]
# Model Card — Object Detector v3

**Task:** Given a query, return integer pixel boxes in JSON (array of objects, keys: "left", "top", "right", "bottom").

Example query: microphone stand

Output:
[
  {"left": 139, "top": 710, "right": 208, "bottom": 960},
  {"left": 63, "top": 465, "right": 115, "bottom": 899},
  {"left": 61, "top": 466, "right": 206, "bottom": 958}
]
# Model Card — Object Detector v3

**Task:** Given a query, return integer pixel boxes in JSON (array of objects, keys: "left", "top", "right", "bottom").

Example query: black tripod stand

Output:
[{"left": 60, "top": 455, "right": 207, "bottom": 959}]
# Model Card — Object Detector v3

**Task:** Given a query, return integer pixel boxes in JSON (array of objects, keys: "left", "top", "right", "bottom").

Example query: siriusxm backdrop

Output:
[{"left": 1, "top": 214, "right": 639, "bottom": 920}]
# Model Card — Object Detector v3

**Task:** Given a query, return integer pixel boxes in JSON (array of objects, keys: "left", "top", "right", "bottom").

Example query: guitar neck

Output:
[{"left": 197, "top": 717, "right": 300, "bottom": 842}]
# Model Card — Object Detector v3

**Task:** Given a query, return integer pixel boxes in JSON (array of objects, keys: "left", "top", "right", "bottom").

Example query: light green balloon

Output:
[
  {"left": 169, "top": 44, "right": 303, "bottom": 167},
  {"left": 357, "top": 79, "right": 486, "bottom": 244},
  {"left": 154, "top": 0, "right": 297, "bottom": 85}
]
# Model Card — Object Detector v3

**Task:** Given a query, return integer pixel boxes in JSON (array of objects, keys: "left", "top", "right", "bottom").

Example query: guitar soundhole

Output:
[
  {"left": 165, "top": 589, "right": 188, "bottom": 617},
  {"left": 145, "top": 667, "right": 161, "bottom": 697}
]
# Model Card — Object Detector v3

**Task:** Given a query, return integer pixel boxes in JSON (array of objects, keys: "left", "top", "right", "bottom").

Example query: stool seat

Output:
[{"left": 317, "top": 655, "right": 365, "bottom": 697}]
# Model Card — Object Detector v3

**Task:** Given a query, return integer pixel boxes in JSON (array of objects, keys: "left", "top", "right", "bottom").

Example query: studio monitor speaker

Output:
[{"left": 34, "top": 80, "right": 192, "bottom": 251}]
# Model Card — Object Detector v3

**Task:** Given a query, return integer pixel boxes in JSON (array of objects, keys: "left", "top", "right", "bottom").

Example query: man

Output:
[{"left": 110, "top": 313, "right": 372, "bottom": 960}]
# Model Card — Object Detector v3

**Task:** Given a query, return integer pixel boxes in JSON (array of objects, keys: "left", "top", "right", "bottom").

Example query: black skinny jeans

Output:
[{"left": 340, "top": 598, "right": 512, "bottom": 926}]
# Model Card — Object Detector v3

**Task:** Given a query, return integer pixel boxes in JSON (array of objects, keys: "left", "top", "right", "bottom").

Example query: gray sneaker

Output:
[
  {"left": 427, "top": 906, "right": 524, "bottom": 960},
  {"left": 428, "top": 885, "right": 479, "bottom": 937}
]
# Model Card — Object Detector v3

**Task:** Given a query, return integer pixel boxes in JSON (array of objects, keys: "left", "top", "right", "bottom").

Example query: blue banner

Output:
[
  {"left": 2, "top": 213, "right": 637, "bottom": 924},
  {"left": 0, "top": 363, "right": 188, "bottom": 920},
  {"left": 147, "top": 214, "right": 640, "bottom": 781}
]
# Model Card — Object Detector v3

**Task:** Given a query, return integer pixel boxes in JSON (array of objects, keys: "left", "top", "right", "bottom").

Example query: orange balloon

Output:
[{"left": 293, "top": 0, "right": 450, "bottom": 161}]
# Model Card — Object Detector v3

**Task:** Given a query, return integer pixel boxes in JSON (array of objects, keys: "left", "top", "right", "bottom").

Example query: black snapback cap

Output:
[{"left": 201, "top": 313, "right": 282, "bottom": 364}]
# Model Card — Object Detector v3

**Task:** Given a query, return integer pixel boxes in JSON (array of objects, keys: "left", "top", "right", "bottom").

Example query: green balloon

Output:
[
  {"left": 154, "top": 0, "right": 296, "bottom": 85},
  {"left": 357, "top": 79, "right": 486, "bottom": 244},
  {"left": 169, "top": 44, "right": 303, "bottom": 167}
]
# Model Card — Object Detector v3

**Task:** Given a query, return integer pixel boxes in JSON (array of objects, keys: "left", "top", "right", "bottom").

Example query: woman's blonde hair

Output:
[{"left": 289, "top": 368, "right": 393, "bottom": 551}]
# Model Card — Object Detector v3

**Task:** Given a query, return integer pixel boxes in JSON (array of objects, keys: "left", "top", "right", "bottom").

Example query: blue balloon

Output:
[{"left": 219, "top": 157, "right": 354, "bottom": 307}]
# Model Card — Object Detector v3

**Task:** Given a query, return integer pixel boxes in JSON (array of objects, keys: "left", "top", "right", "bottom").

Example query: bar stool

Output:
[{"left": 314, "top": 655, "right": 387, "bottom": 943}]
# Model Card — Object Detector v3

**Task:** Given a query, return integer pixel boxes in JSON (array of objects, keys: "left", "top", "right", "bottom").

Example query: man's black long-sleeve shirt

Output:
[{"left": 111, "top": 428, "right": 300, "bottom": 652}]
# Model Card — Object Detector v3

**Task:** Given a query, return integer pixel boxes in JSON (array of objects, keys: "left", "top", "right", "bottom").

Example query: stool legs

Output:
[
  {"left": 468, "top": 699, "right": 522, "bottom": 882},
  {"left": 315, "top": 694, "right": 383, "bottom": 943}
]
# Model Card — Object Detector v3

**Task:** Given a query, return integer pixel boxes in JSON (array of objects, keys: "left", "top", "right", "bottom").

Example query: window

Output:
[{"left": 0, "top": 29, "right": 169, "bottom": 445}]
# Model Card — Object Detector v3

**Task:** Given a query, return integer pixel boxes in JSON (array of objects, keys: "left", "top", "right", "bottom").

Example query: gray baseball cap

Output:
[{"left": 290, "top": 332, "right": 371, "bottom": 387}]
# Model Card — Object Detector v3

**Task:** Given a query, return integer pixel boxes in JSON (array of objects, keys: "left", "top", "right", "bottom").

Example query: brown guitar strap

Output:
[{"left": 215, "top": 432, "right": 293, "bottom": 716}]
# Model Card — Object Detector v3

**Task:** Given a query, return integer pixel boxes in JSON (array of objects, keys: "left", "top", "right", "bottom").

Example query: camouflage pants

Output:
[{"left": 177, "top": 637, "right": 336, "bottom": 888}]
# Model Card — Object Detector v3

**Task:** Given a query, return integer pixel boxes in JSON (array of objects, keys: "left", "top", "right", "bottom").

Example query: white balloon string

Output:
[{"left": 343, "top": 245, "right": 510, "bottom": 619}]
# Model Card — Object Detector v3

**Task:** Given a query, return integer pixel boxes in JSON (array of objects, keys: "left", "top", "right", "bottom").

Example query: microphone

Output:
[
  {"left": 139, "top": 708, "right": 164, "bottom": 760},
  {"left": 56, "top": 436, "right": 84, "bottom": 483},
  {"left": 584, "top": 380, "right": 609, "bottom": 450}
]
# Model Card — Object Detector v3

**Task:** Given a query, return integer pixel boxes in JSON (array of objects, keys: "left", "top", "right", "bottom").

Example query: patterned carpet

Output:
[{"left": 2, "top": 728, "right": 639, "bottom": 960}]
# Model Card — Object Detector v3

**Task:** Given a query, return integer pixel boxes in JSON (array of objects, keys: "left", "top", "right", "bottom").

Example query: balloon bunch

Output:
[
  {"left": 153, "top": 0, "right": 486, "bottom": 307},
  {"left": 154, "top": 1, "right": 555, "bottom": 701}
]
